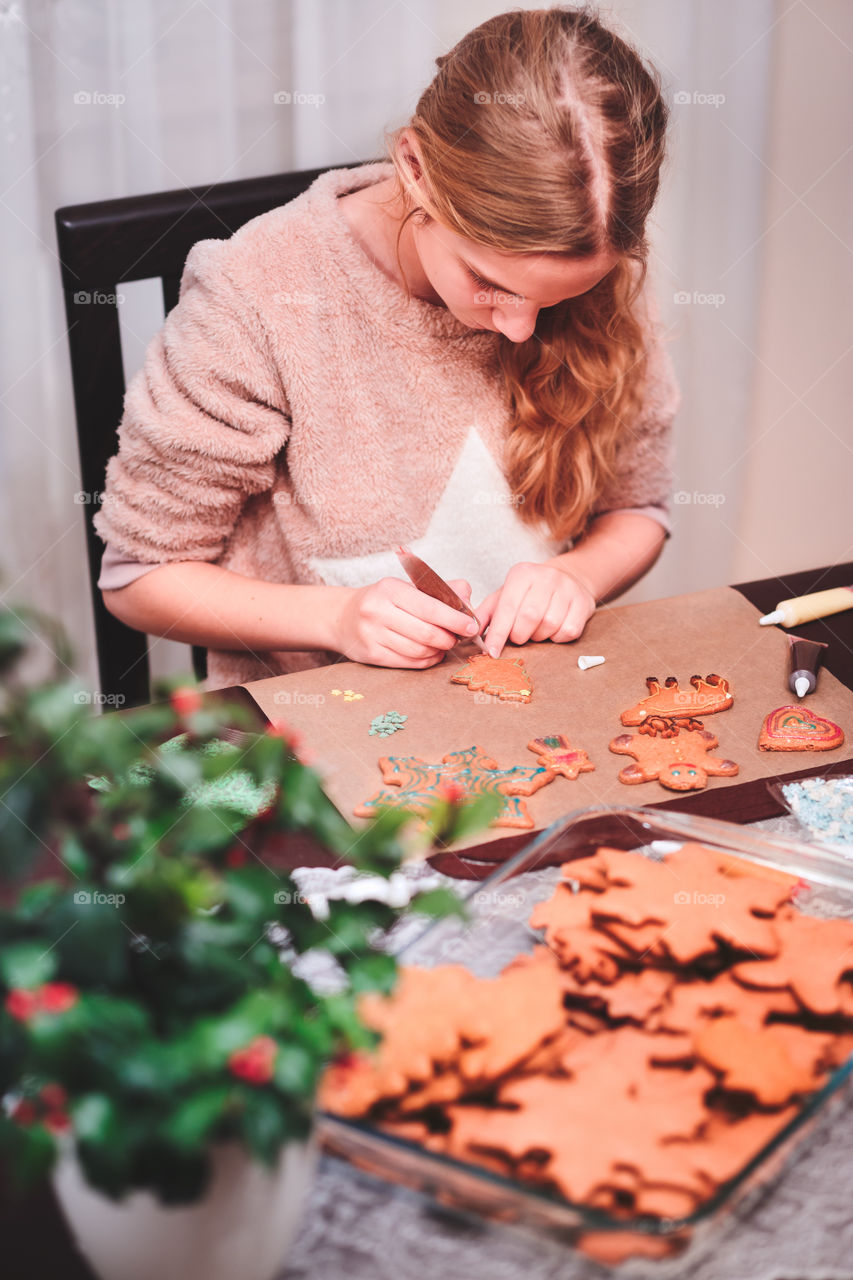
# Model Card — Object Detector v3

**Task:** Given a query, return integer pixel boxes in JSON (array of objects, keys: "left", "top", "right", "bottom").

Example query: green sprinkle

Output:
[{"left": 368, "top": 712, "right": 409, "bottom": 738}]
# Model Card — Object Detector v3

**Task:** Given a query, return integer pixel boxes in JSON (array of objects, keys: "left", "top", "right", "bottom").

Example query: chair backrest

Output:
[{"left": 55, "top": 161, "right": 362, "bottom": 708}]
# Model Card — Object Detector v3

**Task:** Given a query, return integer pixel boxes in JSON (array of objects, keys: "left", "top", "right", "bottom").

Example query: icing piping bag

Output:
[
  {"left": 788, "top": 634, "right": 828, "bottom": 699},
  {"left": 395, "top": 547, "right": 488, "bottom": 653},
  {"left": 760, "top": 585, "right": 853, "bottom": 627}
]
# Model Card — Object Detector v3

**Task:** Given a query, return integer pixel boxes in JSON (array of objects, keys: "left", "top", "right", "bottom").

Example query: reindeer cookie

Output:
[
  {"left": 609, "top": 724, "right": 739, "bottom": 791},
  {"left": 620, "top": 675, "right": 733, "bottom": 726}
]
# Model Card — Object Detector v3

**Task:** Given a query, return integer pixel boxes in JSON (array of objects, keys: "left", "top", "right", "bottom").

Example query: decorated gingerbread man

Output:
[{"left": 609, "top": 725, "right": 739, "bottom": 791}]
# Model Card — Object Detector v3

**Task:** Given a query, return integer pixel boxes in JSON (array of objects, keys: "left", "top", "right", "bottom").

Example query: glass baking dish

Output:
[{"left": 317, "top": 805, "right": 853, "bottom": 1269}]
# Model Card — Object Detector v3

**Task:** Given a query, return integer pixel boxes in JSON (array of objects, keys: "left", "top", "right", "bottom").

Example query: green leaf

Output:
[
  {"left": 407, "top": 887, "right": 468, "bottom": 920},
  {"left": 271, "top": 1043, "right": 316, "bottom": 1095},
  {"left": 223, "top": 866, "right": 277, "bottom": 921},
  {"left": 44, "top": 894, "right": 127, "bottom": 986},
  {"left": 25, "top": 684, "right": 87, "bottom": 738},
  {"left": 58, "top": 832, "right": 91, "bottom": 880},
  {"left": 437, "top": 790, "right": 504, "bottom": 842},
  {"left": 0, "top": 941, "right": 57, "bottom": 990},
  {"left": 189, "top": 992, "right": 279, "bottom": 1065},
  {"left": 0, "top": 779, "right": 45, "bottom": 880},
  {"left": 238, "top": 1089, "right": 288, "bottom": 1165},
  {"left": 14, "top": 880, "right": 64, "bottom": 922},
  {"left": 0, "top": 607, "right": 29, "bottom": 673},
  {"left": 0, "top": 1112, "right": 56, "bottom": 1191},
  {"left": 72, "top": 1093, "right": 119, "bottom": 1144},
  {"left": 118, "top": 1042, "right": 193, "bottom": 1094},
  {"left": 346, "top": 951, "right": 398, "bottom": 995},
  {"left": 321, "top": 993, "right": 380, "bottom": 1051},
  {"left": 320, "top": 901, "right": 396, "bottom": 955},
  {"left": 166, "top": 1085, "right": 232, "bottom": 1149}
]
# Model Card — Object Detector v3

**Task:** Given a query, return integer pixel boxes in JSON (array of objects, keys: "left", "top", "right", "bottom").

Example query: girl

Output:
[{"left": 96, "top": 6, "right": 679, "bottom": 690}]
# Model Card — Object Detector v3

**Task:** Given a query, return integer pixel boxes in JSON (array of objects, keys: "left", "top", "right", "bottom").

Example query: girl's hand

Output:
[
  {"left": 475, "top": 562, "right": 596, "bottom": 656},
  {"left": 332, "top": 577, "right": 478, "bottom": 667}
]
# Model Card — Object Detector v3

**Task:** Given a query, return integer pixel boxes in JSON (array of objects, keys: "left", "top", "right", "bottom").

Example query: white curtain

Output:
[{"left": 1, "top": 1, "right": 847, "bottom": 693}]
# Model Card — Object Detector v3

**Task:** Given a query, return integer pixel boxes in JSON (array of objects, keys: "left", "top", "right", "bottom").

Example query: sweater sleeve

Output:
[
  {"left": 92, "top": 238, "right": 291, "bottom": 566},
  {"left": 589, "top": 287, "right": 680, "bottom": 529}
]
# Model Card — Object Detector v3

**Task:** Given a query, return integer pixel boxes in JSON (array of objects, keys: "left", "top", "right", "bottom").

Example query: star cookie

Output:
[{"left": 527, "top": 733, "right": 595, "bottom": 779}]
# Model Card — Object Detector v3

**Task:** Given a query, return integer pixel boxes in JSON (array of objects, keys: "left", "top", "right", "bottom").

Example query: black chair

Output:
[{"left": 55, "top": 161, "right": 362, "bottom": 709}]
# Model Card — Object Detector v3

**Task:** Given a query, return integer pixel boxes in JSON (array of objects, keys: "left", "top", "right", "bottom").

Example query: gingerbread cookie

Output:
[
  {"left": 620, "top": 674, "right": 733, "bottom": 726},
  {"left": 355, "top": 745, "right": 555, "bottom": 830},
  {"left": 526, "top": 733, "right": 595, "bottom": 779},
  {"left": 649, "top": 971, "right": 800, "bottom": 1034},
  {"left": 320, "top": 841, "right": 853, "bottom": 1260},
  {"left": 553, "top": 845, "right": 790, "bottom": 964},
  {"left": 732, "top": 906, "right": 853, "bottom": 1016},
  {"left": 609, "top": 725, "right": 738, "bottom": 791},
  {"left": 317, "top": 964, "right": 479, "bottom": 1115},
  {"left": 659, "top": 1107, "right": 799, "bottom": 1193},
  {"left": 691, "top": 1015, "right": 829, "bottom": 1107},
  {"left": 758, "top": 705, "right": 844, "bottom": 752},
  {"left": 451, "top": 653, "right": 533, "bottom": 702},
  {"left": 460, "top": 957, "right": 568, "bottom": 1083},
  {"left": 493, "top": 1070, "right": 708, "bottom": 1204},
  {"left": 529, "top": 883, "right": 631, "bottom": 981}
]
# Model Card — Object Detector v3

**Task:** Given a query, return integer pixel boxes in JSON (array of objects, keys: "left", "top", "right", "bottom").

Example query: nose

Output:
[{"left": 491, "top": 305, "right": 539, "bottom": 343}]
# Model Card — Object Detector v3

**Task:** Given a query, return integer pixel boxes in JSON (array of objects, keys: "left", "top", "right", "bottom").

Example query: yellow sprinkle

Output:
[{"left": 331, "top": 689, "right": 341, "bottom": 696}]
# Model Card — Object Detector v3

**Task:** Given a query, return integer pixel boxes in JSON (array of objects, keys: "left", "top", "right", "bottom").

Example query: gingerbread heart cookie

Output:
[{"left": 758, "top": 705, "right": 844, "bottom": 751}]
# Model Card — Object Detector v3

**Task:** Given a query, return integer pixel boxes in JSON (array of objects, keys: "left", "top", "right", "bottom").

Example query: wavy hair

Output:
[{"left": 382, "top": 5, "right": 669, "bottom": 542}]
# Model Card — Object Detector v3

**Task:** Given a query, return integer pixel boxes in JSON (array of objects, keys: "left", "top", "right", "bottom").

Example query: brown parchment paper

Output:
[{"left": 240, "top": 586, "right": 853, "bottom": 853}]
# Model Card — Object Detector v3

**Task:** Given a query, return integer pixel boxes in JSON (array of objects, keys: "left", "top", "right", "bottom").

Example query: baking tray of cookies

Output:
[{"left": 317, "top": 806, "right": 853, "bottom": 1269}]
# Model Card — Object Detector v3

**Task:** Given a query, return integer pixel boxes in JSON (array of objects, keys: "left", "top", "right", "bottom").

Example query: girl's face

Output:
[{"left": 408, "top": 215, "right": 619, "bottom": 343}]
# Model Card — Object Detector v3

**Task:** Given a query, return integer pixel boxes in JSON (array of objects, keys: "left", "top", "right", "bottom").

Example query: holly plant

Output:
[{"left": 0, "top": 603, "right": 499, "bottom": 1203}]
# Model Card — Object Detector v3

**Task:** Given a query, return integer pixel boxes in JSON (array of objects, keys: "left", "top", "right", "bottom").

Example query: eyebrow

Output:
[{"left": 460, "top": 257, "right": 524, "bottom": 298}]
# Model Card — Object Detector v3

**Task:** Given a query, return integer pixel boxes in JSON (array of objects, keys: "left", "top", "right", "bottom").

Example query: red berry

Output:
[
  {"left": 228, "top": 1035, "right": 278, "bottom": 1085},
  {"left": 11, "top": 1099, "right": 38, "bottom": 1126},
  {"left": 170, "top": 686, "right": 203, "bottom": 717},
  {"left": 265, "top": 720, "right": 304, "bottom": 752},
  {"left": 5, "top": 989, "right": 39, "bottom": 1022},
  {"left": 332, "top": 1050, "right": 363, "bottom": 1071},
  {"left": 43, "top": 1110, "right": 72, "bottom": 1135},
  {"left": 225, "top": 846, "right": 248, "bottom": 868},
  {"left": 37, "top": 982, "right": 79, "bottom": 1015},
  {"left": 39, "top": 1083, "right": 69, "bottom": 1110}
]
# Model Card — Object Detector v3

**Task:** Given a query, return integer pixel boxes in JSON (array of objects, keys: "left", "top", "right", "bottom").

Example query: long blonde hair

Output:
[{"left": 383, "top": 5, "right": 669, "bottom": 542}]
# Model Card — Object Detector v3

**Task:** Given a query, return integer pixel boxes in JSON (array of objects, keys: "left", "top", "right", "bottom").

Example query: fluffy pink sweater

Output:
[{"left": 94, "top": 161, "right": 680, "bottom": 689}]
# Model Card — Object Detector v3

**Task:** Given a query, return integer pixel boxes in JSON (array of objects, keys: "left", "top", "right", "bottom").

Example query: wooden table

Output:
[{"left": 4, "top": 560, "right": 853, "bottom": 1279}]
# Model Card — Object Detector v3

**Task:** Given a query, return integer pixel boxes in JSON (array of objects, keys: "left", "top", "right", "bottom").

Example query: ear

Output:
[{"left": 397, "top": 129, "right": 424, "bottom": 183}]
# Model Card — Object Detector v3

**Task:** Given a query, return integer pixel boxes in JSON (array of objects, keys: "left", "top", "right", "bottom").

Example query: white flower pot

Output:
[{"left": 52, "top": 1136, "right": 317, "bottom": 1280}]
